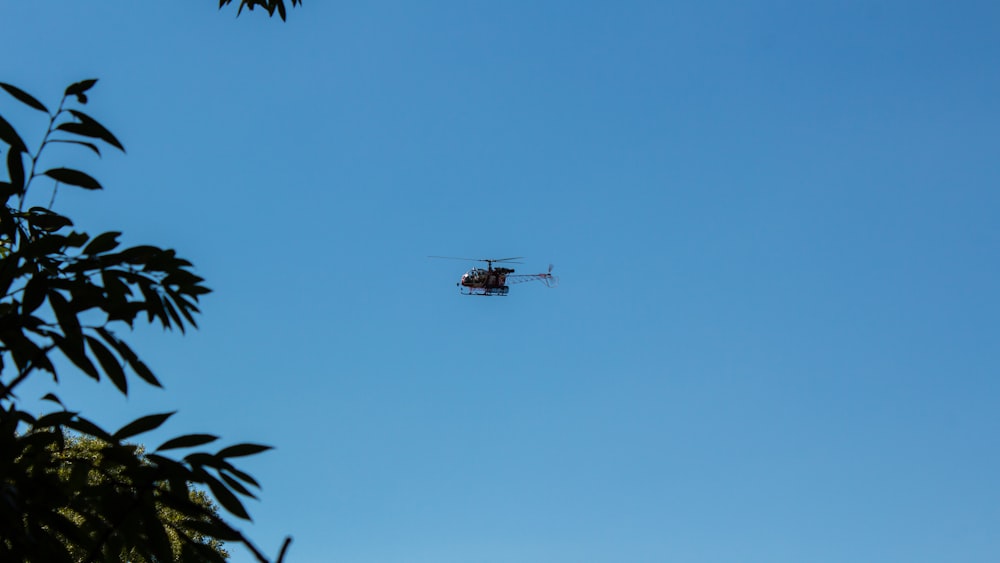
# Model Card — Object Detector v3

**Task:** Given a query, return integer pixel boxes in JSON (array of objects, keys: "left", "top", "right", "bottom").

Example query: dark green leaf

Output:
[
  {"left": 83, "top": 231, "right": 121, "bottom": 255},
  {"left": 217, "top": 443, "right": 273, "bottom": 459},
  {"left": 43, "top": 167, "right": 102, "bottom": 190},
  {"left": 156, "top": 433, "right": 219, "bottom": 451},
  {"left": 65, "top": 110, "right": 124, "bottom": 152},
  {"left": 0, "top": 82, "right": 49, "bottom": 113},
  {"left": 113, "top": 411, "right": 175, "bottom": 441},
  {"left": 0, "top": 114, "right": 27, "bottom": 151},
  {"left": 64, "top": 78, "right": 97, "bottom": 99},
  {"left": 86, "top": 335, "right": 127, "bottom": 395}
]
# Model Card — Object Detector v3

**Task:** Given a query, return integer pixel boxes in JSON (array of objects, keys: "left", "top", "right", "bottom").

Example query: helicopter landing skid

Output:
[{"left": 460, "top": 286, "right": 510, "bottom": 296}]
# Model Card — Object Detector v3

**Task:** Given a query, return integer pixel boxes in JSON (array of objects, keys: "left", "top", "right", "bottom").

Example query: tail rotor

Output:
[{"left": 543, "top": 264, "right": 559, "bottom": 288}]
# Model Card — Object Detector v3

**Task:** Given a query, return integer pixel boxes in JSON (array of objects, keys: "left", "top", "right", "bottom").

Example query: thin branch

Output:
[{"left": 19, "top": 95, "right": 68, "bottom": 211}]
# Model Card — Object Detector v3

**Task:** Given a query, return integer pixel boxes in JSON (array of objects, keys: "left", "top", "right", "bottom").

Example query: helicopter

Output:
[{"left": 429, "top": 256, "right": 558, "bottom": 296}]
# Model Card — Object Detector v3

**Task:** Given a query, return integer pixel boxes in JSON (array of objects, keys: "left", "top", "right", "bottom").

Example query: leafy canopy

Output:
[
  {"left": 219, "top": 0, "right": 303, "bottom": 21},
  {"left": 0, "top": 79, "right": 289, "bottom": 562}
]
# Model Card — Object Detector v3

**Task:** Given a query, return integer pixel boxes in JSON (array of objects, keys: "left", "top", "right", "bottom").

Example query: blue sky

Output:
[{"left": 5, "top": 1, "right": 1000, "bottom": 561}]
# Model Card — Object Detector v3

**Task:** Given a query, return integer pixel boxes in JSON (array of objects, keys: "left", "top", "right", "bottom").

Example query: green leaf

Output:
[
  {"left": 156, "top": 433, "right": 219, "bottom": 451},
  {"left": 83, "top": 231, "right": 121, "bottom": 255},
  {"left": 86, "top": 335, "right": 127, "bottom": 395},
  {"left": 113, "top": 411, "right": 175, "bottom": 441},
  {"left": 65, "top": 110, "right": 125, "bottom": 152},
  {"left": 0, "top": 114, "right": 27, "bottom": 152},
  {"left": 43, "top": 167, "right": 102, "bottom": 190},
  {"left": 0, "top": 82, "right": 49, "bottom": 113},
  {"left": 216, "top": 443, "right": 273, "bottom": 459}
]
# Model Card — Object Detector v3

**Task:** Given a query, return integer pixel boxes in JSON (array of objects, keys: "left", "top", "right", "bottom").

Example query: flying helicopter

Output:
[{"left": 429, "top": 256, "right": 558, "bottom": 296}]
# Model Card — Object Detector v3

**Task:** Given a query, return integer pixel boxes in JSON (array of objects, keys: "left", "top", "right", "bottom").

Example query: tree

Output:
[
  {"left": 0, "top": 79, "right": 290, "bottom": 561},
  {"left": 50, "top": 435, "right": 230, "bottom": 562},
  {"left": 219, "top": 0, "right": 303, "bottom": 21}
]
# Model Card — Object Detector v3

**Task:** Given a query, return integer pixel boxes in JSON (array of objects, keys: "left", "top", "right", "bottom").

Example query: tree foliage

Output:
[
  {"left": 0, "top": 80, "right": 290, "bottom": 561},
  {"left": 49, "top": 435, "right": 230, "bottom": 562},
  {"left": 219, "top": 0, "right": 303, "bottom": 21}
]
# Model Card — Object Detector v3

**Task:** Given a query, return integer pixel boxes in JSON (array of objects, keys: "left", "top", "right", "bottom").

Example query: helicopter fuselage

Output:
[{"left": 459, "top": 267, "right": 514, "bottom": 294}]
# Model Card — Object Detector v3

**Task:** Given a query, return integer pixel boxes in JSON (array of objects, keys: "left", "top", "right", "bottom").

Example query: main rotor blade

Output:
[
  {"left": 428, "top": 256, "right": 524, "bottom": 264},
  {"left": 428, "top": 255, "right": 480, "bottom": 261}
]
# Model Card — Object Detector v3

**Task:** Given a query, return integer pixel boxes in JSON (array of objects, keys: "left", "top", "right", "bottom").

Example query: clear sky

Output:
[{"left": 5, "top": 2, "right": 1000, "bottom": 562}]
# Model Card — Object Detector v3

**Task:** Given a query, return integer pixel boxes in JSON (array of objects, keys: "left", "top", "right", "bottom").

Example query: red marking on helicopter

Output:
[{"left": 429, "top": 256, "right": 559, "bottom": 296}]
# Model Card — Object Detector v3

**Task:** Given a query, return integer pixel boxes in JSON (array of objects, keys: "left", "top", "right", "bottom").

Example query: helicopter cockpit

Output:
[{"left": 462, "top": 268, "right": 486, "bottom": 285}]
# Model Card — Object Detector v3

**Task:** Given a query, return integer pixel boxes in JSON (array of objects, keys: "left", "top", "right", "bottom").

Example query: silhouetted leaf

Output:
[
  {"left": 48, "top": 138, "right": 101, "bottom": 156},
  {"left": 65, "top": 110, "right": 125, "bottom": 152},
  {"left": 0, "top": 82, "right": 49, "bottom": 113},
  {"left": 34, "top": 410, "right": 78, "bottom": 428},
  {"left": 25, "top": 208, "right": 72, "bottom": 232},
  {"left": 48, "top": 290, "right": 82, "bottom": 343},
  {"left": 53, "top": 335, "right": 99, "bottom": 381},
  {"left": 86, "top": 335, "right": 127, "bottom": 395},
  {"left": 163, "top": 297, "right": 185, "bottom": 333},
  {"left": 222, "top": 465, "right": 260, "bottom": 488},
  {"left": 43, "top": 167, "right": 102, "bottom": 190},
  {"left": 220, "top": 471, "right": 256, "bottom": 498},
  {"left": 217, "top": 443, "right": 273, "bottom": 459},
  {"left": 97, "top": 327, "right": 162, "bottom": 387},
  {"left": 83, "top": 231, "right": 120, "bottom": 255},
  {"left": 7, "top": 145, "right": 25, "bottom": 192},
  {"left": 65, "top": 416, "right": 112, "bottom": 441},
  {"left": 64, "top": 78, "right": 97, "bottom": 102},
  {"left": 0, "top": 114, "right": 27, "bottom": 151},
  {"left": 21, "top": 274, "right": 47, "bottom": 314},
  {"left": 200, "top": 471, "right": 250, "bottom": 520},
  {"left": 156, "top": 433, "right": 219, "bottom": 451},
  {"left": 181, "top": 518, "right": 242, "bottom": 542},
  {"left": 113, "top": 411, "right": 175, "bottom": 441},
  {"left": 40, "top": 392, "right": 64, "bottom": 407}
]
